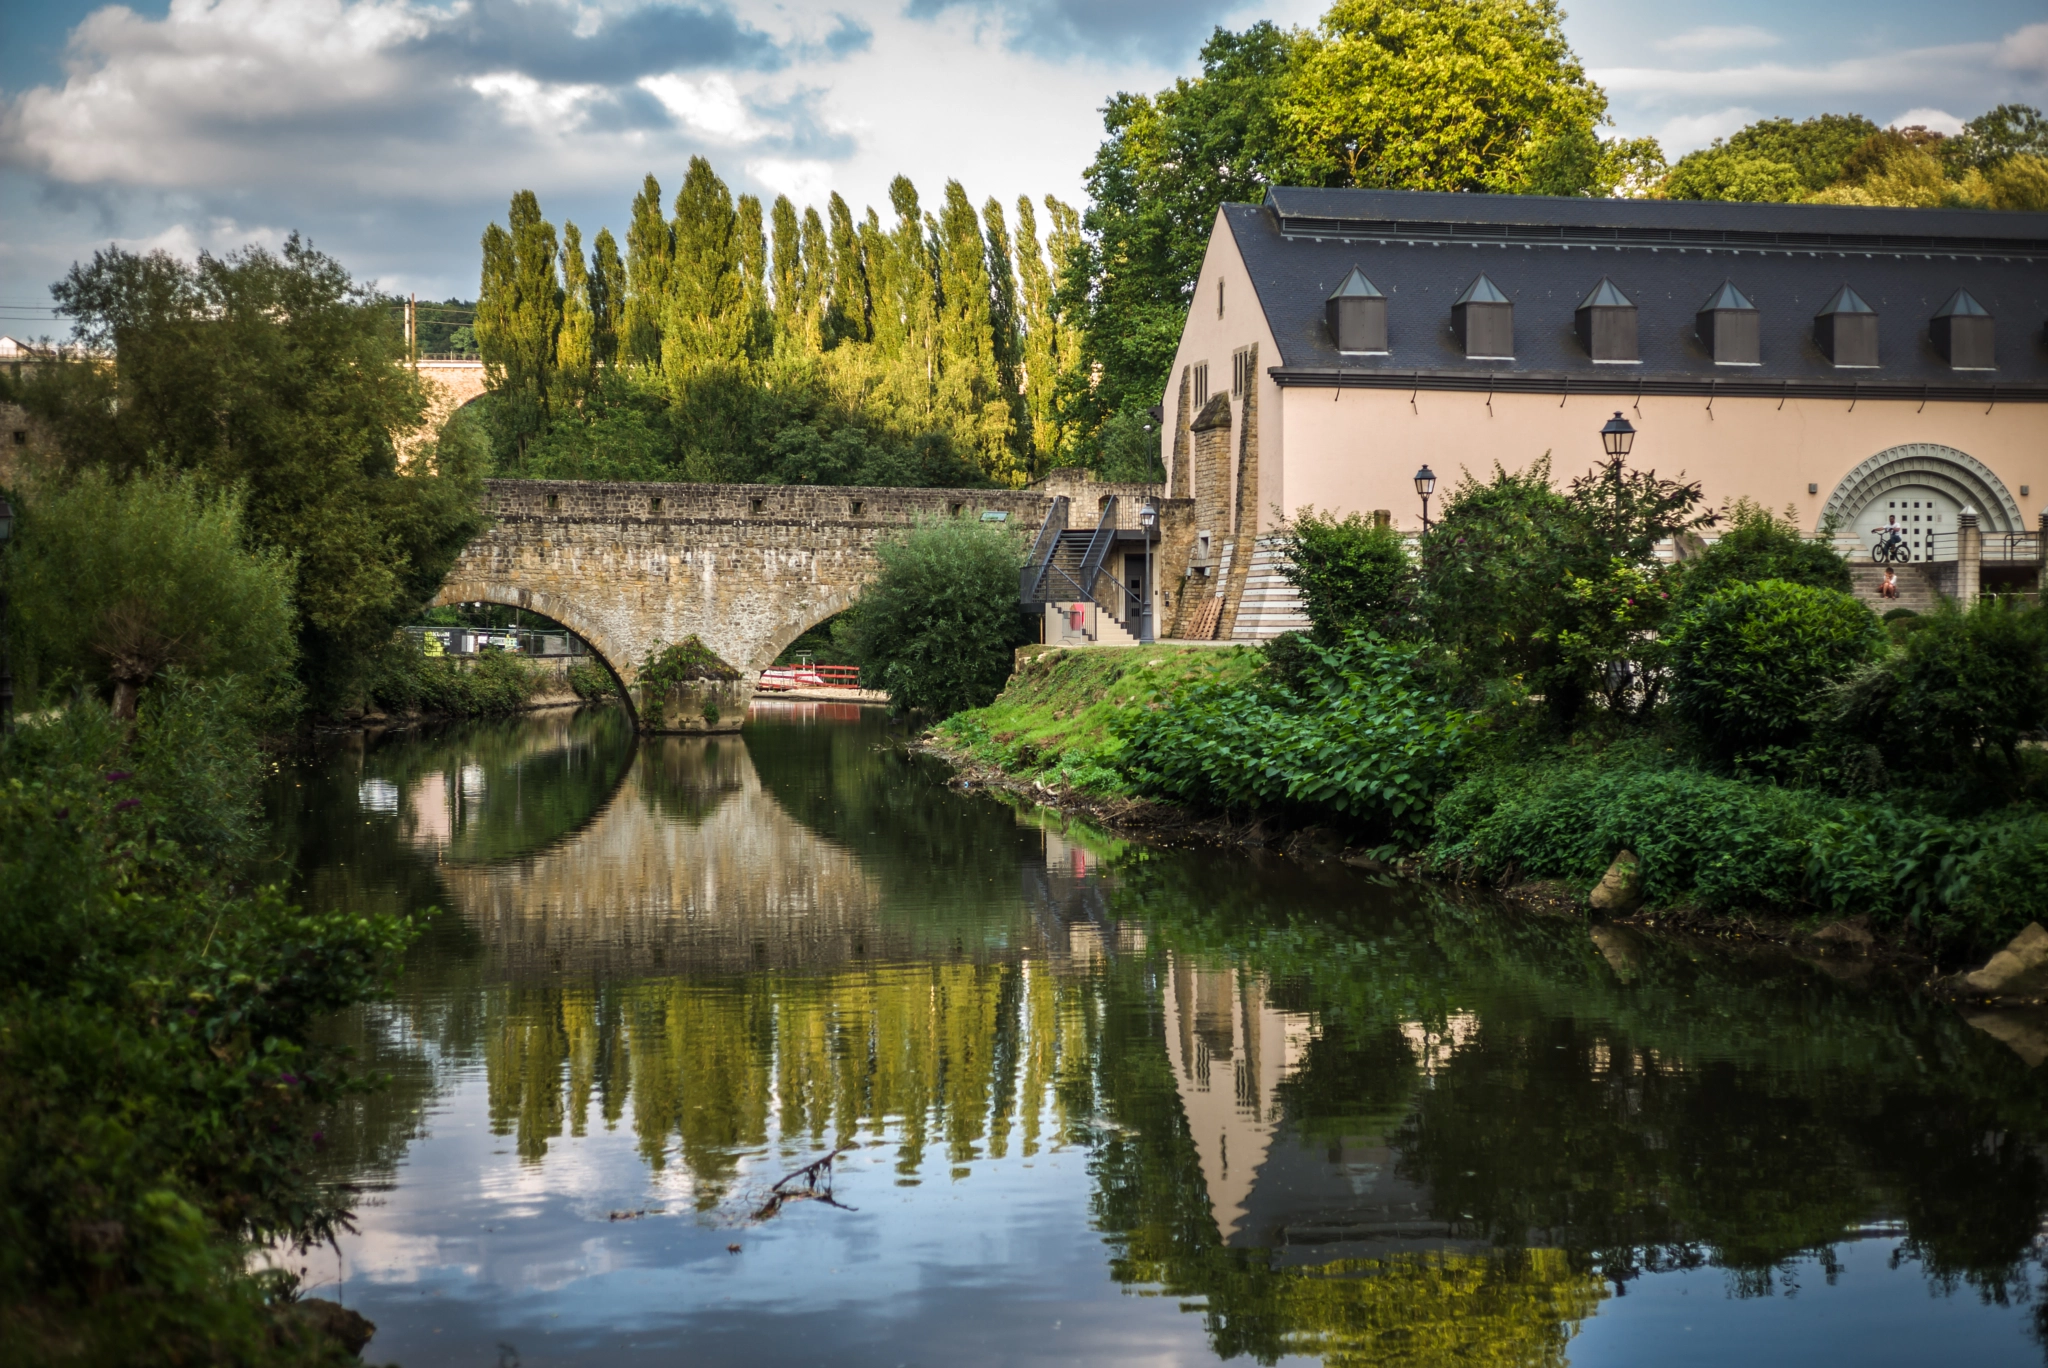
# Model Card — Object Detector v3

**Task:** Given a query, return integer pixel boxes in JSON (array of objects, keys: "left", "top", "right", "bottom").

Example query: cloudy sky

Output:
[{"left": 3, "top": 0, "right": 2045, "bottom": 327}]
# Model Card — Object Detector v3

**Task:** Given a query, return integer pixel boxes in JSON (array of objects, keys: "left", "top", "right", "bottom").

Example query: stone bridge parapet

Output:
[{"left": 438, "top": 478, "right": 1153, "bottom": 721}]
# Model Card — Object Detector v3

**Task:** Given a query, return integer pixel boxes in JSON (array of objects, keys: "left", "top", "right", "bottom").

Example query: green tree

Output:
[
  {"left": 7, "top": 468, "right": 298, "bottom": 720},
  {"left": 849, "top": 517, "right": 1031, "bottom": 717},
  {"left": 770, "top": 194, "right": 805, "bottom": 345},
  {"left": 825, "top": 192, "right": 869, "bottom": 345},
  {"left": 556, "top": 221, "right": 596, "bottom": 404},
  {"left": 590, "top": 226, "right": 624, "bottom": 366},
  {"left": 476, "top": 190, "right": 563, "bottom": 447},
  {"left": 1280, "top": 507, "right": 1413, "bottom": 642},
  {"left": 800, "top": 204, "right": 831, "bottom": 349},
  {"left": 665, "top": 158, "right": 744, "bottom": 378},
  {"left": 981, "top": 196, "right": 1030, "bottom": 476},
  {"left": 1661, "top": 114, "right": 1880, "bottom": 200},
  {"left": 622, "top": 174, "right": 671, "bottom": 366},
  {"left": 1673, "top": 498, "right": 1849, "bottom": 612},
  {"left": 1828, "top": 598, "right": 2048, "bottom": 791},
  {"left": 1943, "top": 104, "right": 2048, "bottom": 170},
  {"left": 735, "top": 192, "right": 772, "bottom": 359},
  {"left": 38, "top": 236, "right": 484, "bottom": 710},
  {"left": 1667, "top": 580, "right": 1884, "bottom": 767},
  {"left": 1282, "top": 0, "right": 1609, "bottom": 193},
  {"left": 1067, "top": 23, "right": 1306, "bottom": 455}
]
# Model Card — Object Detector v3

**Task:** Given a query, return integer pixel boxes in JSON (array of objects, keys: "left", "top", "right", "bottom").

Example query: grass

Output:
[{"left": 934, "top": 645, "right": 1262, "bottom": 796}]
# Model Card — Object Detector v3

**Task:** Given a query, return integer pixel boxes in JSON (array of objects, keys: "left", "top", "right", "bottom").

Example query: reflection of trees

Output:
[
  {"left": 473, "top": 962, "right": 1100, "bottom": 1205},
  {"left": 1104, "top": 851, "right": 2048, "bottom": 1316}
]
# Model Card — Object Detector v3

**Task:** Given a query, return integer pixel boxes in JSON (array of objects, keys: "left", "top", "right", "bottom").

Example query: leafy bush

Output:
[
  {"left": 366, "top": 635, "right": 543, "bottom": 716},
  {"left": 1429, "top": 752, "right": 2046, "bottom": 951},
  {"left": 0, "top": 689, "right": 419, "bottom": 1362},
  {"left": 7, "top": 468, "right": 299, "bottom": 722},
  {"left": 849, "top": 517, "right": 1032, "bottom": 718},
  {"left": 567, "top": 657, "right": 618, "bottom": 699},
  {"left": 638, "top": 635, "right": 741, "bottom": 688},
  {"left": 1118, "top": 634, "right": 1469, "bottom": 841},
  {"left": 1824, "top": 596, "right": 2048, "bottom": 799},
  {"left": 1278, "top": 506, "right": 1412, "bottom": 641},
  {"left": 1666, "top": 580, "right": 1884, "bottom": 766},
  {"left": 1672, "top": 498, "right": 1850, "bottom": 610}
]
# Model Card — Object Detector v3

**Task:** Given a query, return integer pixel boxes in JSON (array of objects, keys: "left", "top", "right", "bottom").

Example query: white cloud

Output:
[
  {"left": 746, "top": 157, "right": 834, "bottom": 203},
  {"left": 1652, "top": 25, "right": 1780, "bottom": 56},
  {"left": 638, "top": 73, "right": 763, "bottom": 142},
  {"left": 1890, "top": 107, "right": 1965, "bottom": 135},
  {"left": 1654, "top": 107, "right": 1762, "bottom": 155},
  {"left": 1995, "top": 22, "right": 2048, "bottom": 78},
  {"left": 1595, "top": 42, "right": 1999, "bottom": 101},
  {"left": 470, "top": 72, "right": 613, "bottom": 133}
]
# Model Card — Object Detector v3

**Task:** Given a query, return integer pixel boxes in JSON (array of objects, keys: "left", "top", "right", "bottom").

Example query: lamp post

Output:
[
  {"left": 1414, "top": 465, "right": 1437, "bottom": 533},
  {"left": 1138, "top": 499, "right": 1158, "bottom": 643},
  {"left": 0, "top": 496, "right": 13, "bottom": 734},
  {"left": 1600, "top": 411, "right": 1636, "bottom": 465}
]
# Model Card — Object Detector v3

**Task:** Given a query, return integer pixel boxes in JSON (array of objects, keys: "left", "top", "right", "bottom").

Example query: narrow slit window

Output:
[
  {"left": 1232, "top": 347, "right": 1256, "bottom": 397},
  {"left": 1193, "top": 362, "right": 1209, "bottom": 408}
]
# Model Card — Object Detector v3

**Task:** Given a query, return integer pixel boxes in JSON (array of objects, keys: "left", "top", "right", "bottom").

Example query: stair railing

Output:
[{"left": 1022, "top": 496, "right": 1069, "bottom": 602}]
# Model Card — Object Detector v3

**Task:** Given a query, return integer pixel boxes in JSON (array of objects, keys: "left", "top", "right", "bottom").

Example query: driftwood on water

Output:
[{"left": 751, "top": 1148, "right": 856, "bottom": 1221}]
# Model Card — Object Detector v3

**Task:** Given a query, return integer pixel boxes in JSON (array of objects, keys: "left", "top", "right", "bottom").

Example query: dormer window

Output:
[
  {"left": 1697, "top": 280, "right": 1759, "bottom": 365},
  {"left": 1574, "top": 277, "right": 1637, "bottom": 363},
  {"left": 1931, "top": 289, "right": 1994, "bottom": 370},
  {"left": 1451, "top": 274, "right": 1513, "bottom": 360},
  {"left": 1325, "top": 268, "right": 1387, "bottom": 354},
  {"left": 1814, "top": 285, "right": 1878, "bottom": 368}
]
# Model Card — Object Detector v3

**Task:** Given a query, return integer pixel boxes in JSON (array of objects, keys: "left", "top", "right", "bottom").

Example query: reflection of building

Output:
[
  {"left": 1161, "top": 957, "right": 1316, "bottom": 1240},
  {"left": 1162, "top": 959, "right": 1492, "bottom": 1262}
]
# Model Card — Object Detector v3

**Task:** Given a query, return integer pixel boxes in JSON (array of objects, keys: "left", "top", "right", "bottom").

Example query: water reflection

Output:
[{"left": 273, "top": 708, "right": 2048, "bottom": 1367}]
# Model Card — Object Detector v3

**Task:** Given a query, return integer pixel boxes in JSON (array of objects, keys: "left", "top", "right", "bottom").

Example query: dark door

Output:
[{"left": 1125, "top": 554, "right": 1149, "bottom": 640}]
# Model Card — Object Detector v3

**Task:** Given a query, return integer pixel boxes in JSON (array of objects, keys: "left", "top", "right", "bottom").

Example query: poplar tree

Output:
[
  {"left": 475, "top": 190, "right": 561, "bottom": 433},
  {"left": 1013, "top": 196, "right": 1059, "bottom": 466},
  {"left": 826, "top": 192, "right": 869, "bottom": 345},
  {"left": 981, "top": 196, "right": 1029, "bottom": 475},
  {"left": 800, "top": 206, "right": 830, "bottom": 350},
  {"left": 556, "top": 222, "right": 595, "bottom": 404},
  {"left": 735, "top": 193, "right": 772, "bottom": 359},
  {"left": 934, "top": 182, "right": 1013, "bottom": 482},
  {"left": 622, "top": 174, "right": 670, "bottom": 367},
  {"left": 877, "top": 176, "right": 934, "bottom": 420},
  {"left": 590, "top": 227, "right": 624, "bottom": 365},
  {"left": 769, "top": 194, "right": 804, "bottom": 346},
  {"left": 665, "top": 157, "right": 743, "bottom": 381}
]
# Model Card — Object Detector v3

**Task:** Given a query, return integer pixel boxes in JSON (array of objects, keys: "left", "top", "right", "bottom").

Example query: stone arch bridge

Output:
[{"left": 434, "top": 476, "right": 1160, "bottom": 709}]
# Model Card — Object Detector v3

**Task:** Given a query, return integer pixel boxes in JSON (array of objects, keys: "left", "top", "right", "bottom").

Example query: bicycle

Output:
[{"left": 1869, "top": 526, "right": 1910, "bottom": 566}]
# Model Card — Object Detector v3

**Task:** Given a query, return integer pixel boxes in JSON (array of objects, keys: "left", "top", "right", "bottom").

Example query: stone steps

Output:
[
  {"left": 1230, "top": 536, "right": 1310, "bottom": 640},
  {"left": 1849, "top": 561, "right": 1954, "bottom": 615}
]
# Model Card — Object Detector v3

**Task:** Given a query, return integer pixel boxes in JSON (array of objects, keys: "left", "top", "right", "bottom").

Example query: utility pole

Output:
[{"left": 406, "top": 293, "right": 417, "bottom": 366}]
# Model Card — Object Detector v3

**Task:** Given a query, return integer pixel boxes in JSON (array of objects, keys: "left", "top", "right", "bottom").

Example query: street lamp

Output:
[
  {"left": 1600, "top": 411, "right": 1636, "bottom": 463},
  {"left": 0, "top": 496, "right": 13, "bottom": 734},
  {"left": 1137, "top": 500, "right": 1158, "bottom": 643},
  {"left": 1414, "top": 465, "right": 1437, "bottom": 532}
]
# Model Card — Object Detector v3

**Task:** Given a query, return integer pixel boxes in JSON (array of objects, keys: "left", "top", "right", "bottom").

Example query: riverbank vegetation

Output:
[
  {"left": 939, "top": 473, "right": 2048, "bottom": 957},
  {"left": 0, "top": 689, "right": 419, "bottom": 1361}
]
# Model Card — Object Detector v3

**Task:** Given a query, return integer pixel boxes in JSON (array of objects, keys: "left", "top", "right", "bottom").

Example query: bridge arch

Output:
[{"left": 430, "top": 577, "right": 639, "bottom": 723}]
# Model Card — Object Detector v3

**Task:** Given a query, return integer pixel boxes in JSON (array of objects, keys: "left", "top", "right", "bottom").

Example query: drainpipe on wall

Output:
[
  {"left": 1957, "top": 508, "right": 1982, "bottom": 604},
  {"left": 2036, "top": 508, "right": 2048, "bottom": 600}
]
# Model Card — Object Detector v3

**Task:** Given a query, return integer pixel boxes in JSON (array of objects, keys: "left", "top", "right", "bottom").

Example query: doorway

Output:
[{"left": 1124, "top": 553, "right": 1151, "bottom": 642}]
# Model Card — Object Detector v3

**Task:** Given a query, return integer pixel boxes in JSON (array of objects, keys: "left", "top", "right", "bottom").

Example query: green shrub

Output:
[
  {"left": 1666, "top": 580, "right": 1883, "bottom": 765},
  {"left": 850, "top": 517, "right": 1032, "bottom": 718},
  {"left": 1279, "top": 506, "right": 1412, "bottom": 641},
  {"left": 1428, "top": 753, "right": 2045, "bottom": 950},
  {"left": 1826, "top": 597, "right": 2048, "bottom": 800},
  {"left": 1118, "top": 634, "right": 1469, "bottom": 841},
  {"left": 567, "top": 657, "right": 618, "bottom": 699},
  {"left": 6, "top": 468, "right": 299, "bottom": 722},
  {"left": 0, "top": 691, "right": 419, "bottom": 1362},
  {"left": 1672, "top": 498, "right": 1850, "bottom": 611},
  {"left": 366, "top": 636, "right": 542, "bottom": 716}
]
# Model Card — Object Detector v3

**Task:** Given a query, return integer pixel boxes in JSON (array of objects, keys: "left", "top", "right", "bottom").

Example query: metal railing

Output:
[{"left": 404, "top": 626, "right": 586, "bottom": 657}]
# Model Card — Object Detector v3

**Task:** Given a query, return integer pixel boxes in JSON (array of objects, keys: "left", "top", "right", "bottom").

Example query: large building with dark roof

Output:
[{"left": 1153, "top": 188, "right": 2048, "bottom": 639}]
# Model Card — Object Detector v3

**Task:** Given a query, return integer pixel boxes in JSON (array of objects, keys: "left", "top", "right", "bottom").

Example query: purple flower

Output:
[
  {"left": 278, "top": 1073, "right": 300, "bottom": 1085},
  {"left": 114, "top": 798, "right": 141, "bottom": 812},
  {"left": 105, "top": 771, "right": 133, "bottom": 783},
  {"left": 53, "top": 808, "right": 69, "bottom": 821},
  {"left": 312, "top": 1131, "right": 326, "bottom": 1146}
]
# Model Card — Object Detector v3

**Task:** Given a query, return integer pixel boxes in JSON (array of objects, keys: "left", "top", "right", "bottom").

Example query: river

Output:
[{"left": 271, "top": 703, "right": 2048, "bottom": 1367}]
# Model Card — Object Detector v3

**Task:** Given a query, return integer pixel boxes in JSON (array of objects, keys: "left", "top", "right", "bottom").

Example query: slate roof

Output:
[{"left": 1229, "top": 188, "right": 2048, "bottom": 397}]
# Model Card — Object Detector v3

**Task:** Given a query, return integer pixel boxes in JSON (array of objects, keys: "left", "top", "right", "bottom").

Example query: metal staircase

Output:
[{"left": 1022, "top": 496, "right": 1142, "bottom": 642}]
